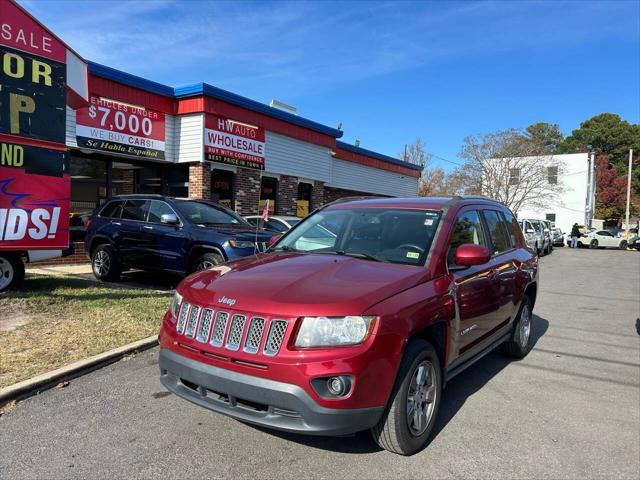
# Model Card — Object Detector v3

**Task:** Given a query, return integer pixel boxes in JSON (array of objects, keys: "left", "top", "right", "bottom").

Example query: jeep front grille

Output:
[
  {"left": 264, "top": 320, "right": 287, "bottom": 356},
  {"left": 243, "top": 317, "right": 266, "bottom": 353},
  {"left": 184, "top": 305, "right": 201, "bottom": 338},
  {"left": 174, "top": 303, "right": 288, "bottom": 356},
  {"left": 196, "top": 309, "right": 214, "bottom": 343},
  {"left": 226, "top": 315, "right": 246, "bottom": 351},
  {"left": 210, "top": 312, "right": 229, "bottom": 347},
  {"left": 176, "top": 302, "right": 190, "bottom": 334}
]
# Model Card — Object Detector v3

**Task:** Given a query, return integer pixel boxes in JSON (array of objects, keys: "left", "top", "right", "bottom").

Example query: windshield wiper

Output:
[
  {"left": 333, "top": 250, "right": 384, "bottom": 262},
  {"left": 271, "top": 245, "right": 298, "bottom": 253}
]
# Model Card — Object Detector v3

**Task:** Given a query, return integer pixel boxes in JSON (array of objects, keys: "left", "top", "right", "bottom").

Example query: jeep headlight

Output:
[
  {"left": 295, "top": 316, "right": 376, "bottom": 347},
  {"left": 229, "top": 239, "right": 255, "bottom": 249},
  {"left": 170, "top": 291, "right": 183, "bottom": 318}
]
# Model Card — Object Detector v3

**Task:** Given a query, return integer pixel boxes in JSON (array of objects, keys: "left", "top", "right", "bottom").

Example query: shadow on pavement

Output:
[{"left": 245, "top": 315, "right": 549, "bottom": 455}]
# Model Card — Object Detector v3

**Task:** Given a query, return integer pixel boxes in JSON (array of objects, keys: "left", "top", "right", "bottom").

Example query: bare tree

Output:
[
  {"left": 419, "top": 166, "right": 479, "bottom": 197},
  {"left": 399, "top": 138, "right": 430, "bottom": 168},
  {"left": 458, "top": 129, "right": 565, "bottom": 213}
]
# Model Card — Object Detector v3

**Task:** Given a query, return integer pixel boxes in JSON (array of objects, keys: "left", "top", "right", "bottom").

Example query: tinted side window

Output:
[
  {"left": 482, "top": 210, "right": 511, "bottom": 254},
  {"left": 99, "top": 201, "right": 123, "bottom": 218},
  {"left": 503, "top": 210, "right": 520, "bottom": 247},
  {"left": 447, "top": 210, "right": 486, "bottom": 265},
  {"left": 147, "top": 201, "right": 175, "bottom": 223},
  {"left": 122, "top": 200, "right": 149, "bottom": 221}
]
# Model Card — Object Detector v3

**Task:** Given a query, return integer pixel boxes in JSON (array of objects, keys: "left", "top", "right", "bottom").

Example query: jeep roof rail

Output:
[
  {"left": 324, "top": 196, "right": 384, "bottom": 206},
  {"left": 114, "top": 193, "right": 165, "bottom": 198}
]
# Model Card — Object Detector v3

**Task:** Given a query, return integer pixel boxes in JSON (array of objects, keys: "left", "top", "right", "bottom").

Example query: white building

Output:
[{"left": 515, "top": 153, "right": 591, "bottom": 234}]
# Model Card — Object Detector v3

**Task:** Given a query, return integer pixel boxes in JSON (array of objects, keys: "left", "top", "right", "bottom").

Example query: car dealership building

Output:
[{"left": 66, "top": 62, "right": 422, "bottom": 224}]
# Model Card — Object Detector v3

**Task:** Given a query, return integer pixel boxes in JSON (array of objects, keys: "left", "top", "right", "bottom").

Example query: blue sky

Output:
[{"left": 21, "top": 0, "right": 640, "bottom": 170}]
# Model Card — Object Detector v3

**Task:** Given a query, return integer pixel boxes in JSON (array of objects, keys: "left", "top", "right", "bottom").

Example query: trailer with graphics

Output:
[{"left": 0, "top": 0, "right": 88, "bottom": 291}]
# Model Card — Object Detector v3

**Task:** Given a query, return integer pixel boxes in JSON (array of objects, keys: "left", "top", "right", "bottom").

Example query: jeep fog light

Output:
[
  {"left": 327, "top": 377, "right": 345, "bottom": 396},
  {"left": 295, "top": 316, "right": 376, "bottom": 347}
]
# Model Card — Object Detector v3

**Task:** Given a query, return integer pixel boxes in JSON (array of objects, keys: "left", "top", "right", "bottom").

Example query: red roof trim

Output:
[{"left": 335, "top": 147, "right": 421, "bottom": 178}]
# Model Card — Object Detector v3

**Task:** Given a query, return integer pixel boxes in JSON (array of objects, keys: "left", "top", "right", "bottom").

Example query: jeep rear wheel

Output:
[
  {"left": 91, "top": 244, "right": 121, "bottom": 282},
  {"left": 0, "top": 254, "right": 24, "bottom": 292},
  {"left": 371, "top": 339, "right": 441, "bottom": 456},
  {"left": 500, "top": 296, "right": 533, "bottom": 359}
]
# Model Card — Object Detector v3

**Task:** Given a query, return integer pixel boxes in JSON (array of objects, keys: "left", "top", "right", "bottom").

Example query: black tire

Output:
[
  {"left": 91, "top": 244, "right": 121, "bottom": 281},
  {"left": 500, "top": 296, "right": 533, "bottom": 359},
  {"left": 590, "top": 239, "right": 598, "bottom": 249},
  {"left": 619, "top": 240, "right": 628, "bottom": 250},
  {"left": 0, "top": 253, "right": 25, "bottom": 293},
  {"left": 190, "top": 252, "right": 224, "bottom": 273},
  {"left": 371, "top": 339, "right": 442, "bottom": 456}
]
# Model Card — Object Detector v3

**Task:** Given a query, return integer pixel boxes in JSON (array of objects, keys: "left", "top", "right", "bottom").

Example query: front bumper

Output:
[{"left": 159, "top": 348, "right": 384, "bottom": 436}]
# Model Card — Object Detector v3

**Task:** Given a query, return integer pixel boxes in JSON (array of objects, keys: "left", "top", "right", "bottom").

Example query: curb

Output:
[{"left": 0, "top": 335, "right": 159, "bottom": 405}]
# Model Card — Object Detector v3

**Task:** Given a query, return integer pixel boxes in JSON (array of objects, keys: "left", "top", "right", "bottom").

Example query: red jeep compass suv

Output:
[{"left": 159, "top": 196, "right": 538, "bottom": 455}]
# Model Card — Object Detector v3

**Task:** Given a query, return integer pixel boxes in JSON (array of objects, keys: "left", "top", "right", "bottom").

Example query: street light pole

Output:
[{"left": 625, "top": 148, "right": 633, "bottom": 238}]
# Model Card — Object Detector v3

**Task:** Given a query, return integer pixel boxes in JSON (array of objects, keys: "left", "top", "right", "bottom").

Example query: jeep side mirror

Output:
[
  {"left": 455, "top": 243, "right": 491, "bottom": 267},
  {"left": 161, "top": 213, "right": 180, "bottom": 225},
  {"left": 268, "top": 234, "right": 282, "bottom": 247}
]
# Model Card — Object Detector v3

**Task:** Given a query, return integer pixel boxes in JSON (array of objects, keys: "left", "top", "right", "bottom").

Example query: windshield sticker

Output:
[
  {"left": 406, "top": 252, "right": 420, "bottom": 259},
  {"left": 424, "top": 219, "right": 434, "bottom": 226}
]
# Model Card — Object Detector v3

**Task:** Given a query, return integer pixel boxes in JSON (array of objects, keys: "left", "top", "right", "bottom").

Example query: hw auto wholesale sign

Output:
[
  {"left": 0, "top": 0, "right": 71, "bottom": 250},
  {"left": 205, "top": 115, "right": 265, "bottom": 170},
  {"left": 76, "top": 95, "right": 166, "bottom": 160}
]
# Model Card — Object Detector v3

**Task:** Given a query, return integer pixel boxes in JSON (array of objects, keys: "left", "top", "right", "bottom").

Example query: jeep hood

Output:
[{"left": 179, "top": 253, "right": 430, "bottom": 316}]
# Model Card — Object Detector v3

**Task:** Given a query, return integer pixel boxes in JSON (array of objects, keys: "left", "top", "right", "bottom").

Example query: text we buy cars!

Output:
[
  {"left": 159, "top": 196, "right": 538, "bottom": 456},
  {"left": 0, "top": 0, "right": 88, "bottom": 292}
]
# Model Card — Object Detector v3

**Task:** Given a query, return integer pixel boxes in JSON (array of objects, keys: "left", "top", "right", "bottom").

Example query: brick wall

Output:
[
  {"left": 121, "top": 169, "right": 135, "bottom": 194},
  {"left": 313, "top": 181, "right": 325, "bottom": 208},
  {"left": 235, "top": 167, "right": 261, "bottom": 215},
  {"left": 188, "top": 162, "right": 211, "bottom": 199},
  {"left": 27, "top": 241, "right": 89, "bottom": 266},
  {"left": 323, "top": 186, "right": 384, "bottom": 204},
  {"left": 277, "top": 174, "right": 298, "bottom": 216}
]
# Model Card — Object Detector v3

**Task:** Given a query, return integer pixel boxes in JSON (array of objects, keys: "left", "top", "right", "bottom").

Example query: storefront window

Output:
[
  {"left": 167, "top": 166, "right": 188, "bottom": 197},
  {"left": 70, "top": 156, "right": 107, "bottom": 240},
  {"left": 260, "top": 176, "right": 278, "bottom": 215},
  {"left": 212, "top": 169, "right": 235, "bottom": 209},
  {"left": 297, "top": 182, "right": 312, "bottom": 217},
  {"left": 112, "top": 161, "right": 162, "bottom": 195}
]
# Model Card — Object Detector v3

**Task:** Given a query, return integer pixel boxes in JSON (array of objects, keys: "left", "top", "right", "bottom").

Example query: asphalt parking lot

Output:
[{"left": 1, "top": 248, "right": 639, "bottom": 479}]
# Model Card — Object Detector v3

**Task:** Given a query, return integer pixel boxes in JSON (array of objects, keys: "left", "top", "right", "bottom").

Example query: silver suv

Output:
[{"left": 519, "top": 219, "right": 548, "bottom": 255}]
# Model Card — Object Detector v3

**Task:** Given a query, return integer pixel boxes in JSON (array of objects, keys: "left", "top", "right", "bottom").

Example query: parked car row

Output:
[{"left": 518, "top": 218, "right": 555, "bottom": 255}]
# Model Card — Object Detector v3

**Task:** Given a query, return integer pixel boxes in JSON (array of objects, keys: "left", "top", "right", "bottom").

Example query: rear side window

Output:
[
  {"left": 502, "top": 210, "right": 520, "bottom": 247},
  {"left": 99, "top": 201, "right": 123, "bottom": 218},
  {"left": 482, "top": 210, "right": 512, "bottom": 254},
  {"left": 122, "top": 200, "right": 149, "bottom": 221},
  {"left": 147, "top": 201, "right": 176, "bottom": 223},
  {"left": 447, "top": 210, "right": 486, "bottom": 265}
]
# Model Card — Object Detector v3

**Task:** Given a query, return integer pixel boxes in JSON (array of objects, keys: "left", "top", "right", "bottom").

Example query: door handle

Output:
[
  {"left": 112, "top": 221, "right": 121, "bottom": 226},
  {"left": 142, "top": 225, "right": 153, "bottom": 230}
]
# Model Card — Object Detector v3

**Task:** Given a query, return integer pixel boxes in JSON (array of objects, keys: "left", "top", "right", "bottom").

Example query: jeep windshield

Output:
[
  {"left": 272, "top": 208, "right": 441, "bottom": 266},
  {"left": 174, "top": 200, "right": 250, "bottom": 226}
]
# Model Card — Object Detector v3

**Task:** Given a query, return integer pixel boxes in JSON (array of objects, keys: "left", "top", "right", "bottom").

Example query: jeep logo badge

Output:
[{"left": 218, "top": 296, "right": 236, "bottom": 307}]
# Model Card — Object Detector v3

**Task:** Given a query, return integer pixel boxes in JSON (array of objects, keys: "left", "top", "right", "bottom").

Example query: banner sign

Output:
[
  {"left": 1, "top": 1, "right": 71, "bottom": 251},
  {"left": 204, "top": 115, "right": 265, "bottom": 170},
  {"left": 76, "top": 95, "right": 166, "bottom": 160},
  {"left": 0, "top": 141, "right": 70, "bottom": 249}
]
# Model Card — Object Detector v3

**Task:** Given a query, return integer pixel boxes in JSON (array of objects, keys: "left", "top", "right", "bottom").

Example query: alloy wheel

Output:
[
  {"left": 197, "top": 260, "right": 216, "bottom": 271},
  {"left": 93, "top": 250, "right": 111, "bottom": 277},
  {"left": 0, "top": 257, "right": 14, "bottom": 291},
  {"left": 406, "top": 360, "right": 437, "bottom": 436},
  {"left": 518, "top": 304, "right": 532, "bottom": 349}
]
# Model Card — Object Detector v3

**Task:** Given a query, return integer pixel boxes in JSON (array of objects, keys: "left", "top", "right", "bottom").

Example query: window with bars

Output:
[{"left": 508, "top": 168, "right": 520, "bottom": 185}]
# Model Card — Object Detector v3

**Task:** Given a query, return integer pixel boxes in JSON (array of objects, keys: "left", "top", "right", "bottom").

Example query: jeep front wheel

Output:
[
  {"left": 371, "top": 339, "right": 441, "bottom": 456},
  {"left": 191, "top": 252, "right": 224, "bottom": 273}
]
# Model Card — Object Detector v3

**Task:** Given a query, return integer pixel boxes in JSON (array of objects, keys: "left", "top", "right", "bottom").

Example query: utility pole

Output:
[
  {"left": 625, "top": 148, "right": 633, "bottom": 238},
  {"left": 585, "top": 150, "right": 595, "bottom": 227}
]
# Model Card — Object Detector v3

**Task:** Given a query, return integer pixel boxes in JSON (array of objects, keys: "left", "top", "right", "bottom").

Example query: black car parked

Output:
[{"left": 84, "top": 195, "right": 273, "bottom": 281}]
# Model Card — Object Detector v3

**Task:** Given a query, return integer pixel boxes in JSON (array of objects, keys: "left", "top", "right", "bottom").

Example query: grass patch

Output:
[{"left": 0, "top": 273, "right": 172, "bottom": 389}]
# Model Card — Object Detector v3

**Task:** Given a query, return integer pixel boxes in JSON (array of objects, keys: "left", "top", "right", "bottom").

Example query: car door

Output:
[
  {"left": 595, "top": 230, "right": 617, "bottom": 247},
  {"left": 484, "top": 209, "right": 520, "bottom": 328},
  {"left": 447, "top": 207, "right": 503, "bottom": 353},
  {"left": 139, "top": 200, "right": 188, "bottom": 271},
  {"left": 118, "top": 199, "right": 149, "bottom": 266}
]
